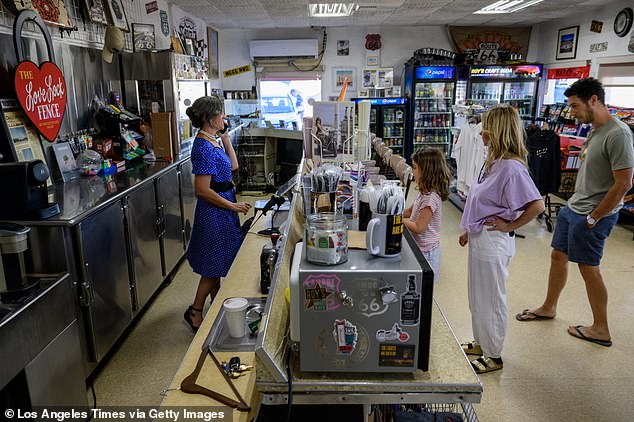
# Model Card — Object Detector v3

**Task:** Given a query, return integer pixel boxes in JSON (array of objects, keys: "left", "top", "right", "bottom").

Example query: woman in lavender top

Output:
[{"left": 458, "top": 104, "right": 545, "bottom": 374}]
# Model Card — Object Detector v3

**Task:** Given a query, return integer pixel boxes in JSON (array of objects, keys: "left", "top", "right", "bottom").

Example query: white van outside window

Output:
[{"left": 258, "top": 78, "right": 322, "bottom": 129}]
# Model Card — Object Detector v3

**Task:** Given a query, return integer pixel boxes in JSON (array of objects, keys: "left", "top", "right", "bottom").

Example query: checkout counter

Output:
[{"left": 160, "top": 169, "right": 482, "bottom": 421}]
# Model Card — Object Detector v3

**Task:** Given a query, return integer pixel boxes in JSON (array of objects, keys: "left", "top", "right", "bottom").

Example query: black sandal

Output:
[{"left": 184, "top": 305, "right": 203, "bottom": 333}]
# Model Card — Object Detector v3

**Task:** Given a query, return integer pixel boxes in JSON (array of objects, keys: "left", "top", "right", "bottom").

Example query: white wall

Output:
[
  {"left": 218, "top": 26, "right": 452, "bottom": 97},
  {"left": 528, "top": 2, "right": 634, "bottom": 73}
]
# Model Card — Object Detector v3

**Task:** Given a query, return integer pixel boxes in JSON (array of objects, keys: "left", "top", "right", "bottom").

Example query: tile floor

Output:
[{"left": 91, "top": 193, "right": 634, "bottom": 421}]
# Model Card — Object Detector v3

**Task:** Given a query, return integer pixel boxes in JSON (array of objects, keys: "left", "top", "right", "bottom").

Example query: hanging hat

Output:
[{"left": 102, "top": 25, "right": 124, "bottom": 63}]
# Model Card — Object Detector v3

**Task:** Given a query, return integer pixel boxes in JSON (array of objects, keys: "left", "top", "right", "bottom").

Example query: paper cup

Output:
[{"left": 223, "top": 297, "right": 249, "bottom": 338}]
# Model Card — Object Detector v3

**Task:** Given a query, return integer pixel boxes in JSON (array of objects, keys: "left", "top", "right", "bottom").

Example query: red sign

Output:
[
  {"left": 365, "top": 34, "right": 381, "bottom": 51},
  {"left": 547, "top": 66, "right": 590, "bottom": 80},
  {"left": 14, "top": 60, "right": 67, "bottom": 142}
]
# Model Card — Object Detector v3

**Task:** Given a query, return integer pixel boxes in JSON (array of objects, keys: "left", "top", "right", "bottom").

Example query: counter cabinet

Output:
[{"left": 24, "top": 157, "right": 196, "bottom": 377}]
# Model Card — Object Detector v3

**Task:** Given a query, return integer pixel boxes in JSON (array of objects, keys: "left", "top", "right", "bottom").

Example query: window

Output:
[
  {"left": 258, "top": 78, "right": 322, "bottom": 129},
  {"left": 599, "top": 63, "right": 634, "bottom": 108}
]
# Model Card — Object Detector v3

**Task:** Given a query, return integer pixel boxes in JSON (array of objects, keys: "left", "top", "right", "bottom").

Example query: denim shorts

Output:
[{"left": 551, "top": 206, "right": 619, "bottom": 266}]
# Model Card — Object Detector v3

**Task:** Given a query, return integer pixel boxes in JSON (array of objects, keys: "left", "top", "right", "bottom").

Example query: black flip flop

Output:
[
  {"left": 568, "top": 325, "right": 612, "bottom": 347},
  {"left": 515, "top": 308, "right": 555, "bottom": 322}
]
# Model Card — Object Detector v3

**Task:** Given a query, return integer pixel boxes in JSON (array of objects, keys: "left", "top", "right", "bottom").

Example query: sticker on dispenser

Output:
[
  {"left": 376, "top": 323, "right": 410, "bottom": 343},
  {"left": 304, "top": 282, "right": 334, "bottom": 311},
  {"left": 333, "top": 319, "right": 357, "bottom": 355},
  {"left": 378, "top": 344, "right": 415, "bottom": 367},
  {"left": 304, "top": 274, "right": 341, "bottom": 311},
  {"left": 400, "top": 274, "right": 421, "bottom": 326}
]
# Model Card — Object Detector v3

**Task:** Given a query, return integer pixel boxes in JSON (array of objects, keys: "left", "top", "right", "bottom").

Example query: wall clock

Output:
[{"left": 614, "top": 7, "right": 633, "bottom": 37}]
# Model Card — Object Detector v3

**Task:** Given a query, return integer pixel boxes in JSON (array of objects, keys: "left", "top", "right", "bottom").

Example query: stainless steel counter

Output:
[
  {"left": 21, "top": 124, "right": 246, "bottom": 227},
  {"left": 21, "top": 155, "right": 191, "bottom": 227}
]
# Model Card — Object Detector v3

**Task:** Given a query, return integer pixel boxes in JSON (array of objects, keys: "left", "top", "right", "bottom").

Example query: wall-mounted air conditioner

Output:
[{"left": 249, "top": 39, "right": 319, "bottom": 59}]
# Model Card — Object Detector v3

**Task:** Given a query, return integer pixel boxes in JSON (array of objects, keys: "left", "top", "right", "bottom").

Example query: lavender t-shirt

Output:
[{"left": 461, "top": 159, "right": 541, "bottom": 233}]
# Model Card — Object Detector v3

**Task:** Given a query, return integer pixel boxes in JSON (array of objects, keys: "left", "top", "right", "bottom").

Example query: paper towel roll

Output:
[
  {"left": 358, "top": 101, "right": 371, "bottom": 133},
  {"left": 303, "top": 117, "right": 313, "bottom": 158}
]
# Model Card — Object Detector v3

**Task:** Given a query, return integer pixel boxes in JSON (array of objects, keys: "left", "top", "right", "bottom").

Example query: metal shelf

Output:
[
  {"left": 416, "top": 97, "right": 453, "bottom": 100},
  {"left": 414, "top": 127, "right": 451, "bottom": 130},
  {"left": 414, "top": 142, "right": 450, "bottom": 146},
  {"left": 383, "top": 121, "right": 405, "bottom": 124},
  {"left": 416, "top": 112, "right": 452, "bottom": 114}
]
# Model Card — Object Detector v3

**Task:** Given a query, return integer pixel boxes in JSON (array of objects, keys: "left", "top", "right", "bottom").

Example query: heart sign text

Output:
[{"left": 14, "top": 61, "right": 67, "bottom": 142}]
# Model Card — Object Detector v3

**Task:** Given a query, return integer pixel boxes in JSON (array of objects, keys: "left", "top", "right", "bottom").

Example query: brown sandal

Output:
[
  {"left": 461, "top": 342, "right": 483, "bottom": 356},
  {"left": 471, "top": 356, "right": 503, "bottom": 374}
]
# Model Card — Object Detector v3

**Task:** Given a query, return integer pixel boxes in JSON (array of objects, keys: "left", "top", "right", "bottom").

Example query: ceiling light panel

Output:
[
  {"left": 308, "top": 3, "right": 359, "bottom": 17},
  {"left": 474, "top": 0, "right": 543, "bottom": 14}
]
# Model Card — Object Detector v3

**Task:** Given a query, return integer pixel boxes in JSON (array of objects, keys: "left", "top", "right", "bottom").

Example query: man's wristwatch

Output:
[{"left": 586, "top": 214, "right": 597, "bottom": 226}]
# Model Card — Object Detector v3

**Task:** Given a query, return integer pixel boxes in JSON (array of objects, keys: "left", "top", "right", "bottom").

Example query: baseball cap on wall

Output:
[{"left": 102, "top": 25, "right": 125, "bottom": 63}]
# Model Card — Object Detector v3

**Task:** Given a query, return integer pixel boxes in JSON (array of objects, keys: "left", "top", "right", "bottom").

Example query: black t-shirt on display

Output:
[{"left": 527, "top": 127, "right": 561, "bottom": 196}]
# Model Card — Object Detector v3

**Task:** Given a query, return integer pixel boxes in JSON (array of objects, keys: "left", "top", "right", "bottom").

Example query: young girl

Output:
[{"left": 403, "top": 148, "right": 452, "bottom": 283}]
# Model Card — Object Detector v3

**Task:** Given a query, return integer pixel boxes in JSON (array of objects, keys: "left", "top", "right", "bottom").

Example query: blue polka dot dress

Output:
[{"left": 186, "top": 137, "right": 243, "bottom": 278}]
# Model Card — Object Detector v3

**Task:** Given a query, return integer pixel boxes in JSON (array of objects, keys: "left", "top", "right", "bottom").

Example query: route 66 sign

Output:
[
  {"left": 476, "top": 42, "right": 499, "bottom": 64},
  {"left": 365, "top": 34, "right": 381, "bottom": 51}
]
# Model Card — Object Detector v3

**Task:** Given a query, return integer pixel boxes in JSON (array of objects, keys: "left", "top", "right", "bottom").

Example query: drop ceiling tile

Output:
[{"left": 166, "top": 0, "right": 625, "bottom": 28}]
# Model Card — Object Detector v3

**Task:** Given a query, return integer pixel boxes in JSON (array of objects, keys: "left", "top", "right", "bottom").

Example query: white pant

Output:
[
  {"left": 468, "top": 229, "right": 515, "bottom": 358},
  {"left": 422, "top": 247, "right": 441, "bottom": 283}
]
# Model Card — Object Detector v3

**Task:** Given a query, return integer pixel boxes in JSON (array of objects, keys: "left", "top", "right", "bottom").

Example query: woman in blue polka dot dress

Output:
[{"left": 184, "top": 96, "right": 252, "bottom": 332}]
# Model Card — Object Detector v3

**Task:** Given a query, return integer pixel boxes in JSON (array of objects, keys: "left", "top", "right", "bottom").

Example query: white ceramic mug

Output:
[{"left": 366, "top": 213, "right": 403, "bottom": 257}]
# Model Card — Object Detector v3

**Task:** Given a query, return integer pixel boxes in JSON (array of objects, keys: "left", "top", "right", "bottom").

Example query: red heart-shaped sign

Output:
[{"left": 14, "top": 60, "right": 67, "bottom": 142}]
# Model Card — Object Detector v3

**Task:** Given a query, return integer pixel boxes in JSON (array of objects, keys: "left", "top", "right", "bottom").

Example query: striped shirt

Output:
[{"left": 410, "top": 191, "right": 442, "bottom": 252}]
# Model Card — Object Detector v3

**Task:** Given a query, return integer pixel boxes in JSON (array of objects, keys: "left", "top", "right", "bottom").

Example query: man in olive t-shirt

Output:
[{"left": 517, "top": 78, "right": 634, "bottom": 348}]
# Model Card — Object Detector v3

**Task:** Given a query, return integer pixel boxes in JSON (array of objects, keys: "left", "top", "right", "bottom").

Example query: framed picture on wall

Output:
[
  {"left": 84, "top": 0, "right": 108, "bottom": 24},
  {"left": 337, "top": 40, "right": 349, "bottom": 56},
  {"left": 105, "top": 0, "right": 129, "bottom": 31},
  {"left": 132, "top": 24, "right": 155, "bottom": 51},
  {"left": 4, "top": 0, "right": 73, "bottom": 28},
  {"left": 333, "top": 68, "right": 355, "bottom": 91},
  {"left": 362, "top": 68, "right": 378, "bottom": 88},
  {"left": 208, "top": 27, "right": 219, "bottom": 79},
  {"left": 377, "top": 68, "right": 394, "bottom": 89},
  {"left": 556, "top": 26, "right": 579, "bottom": 60}
]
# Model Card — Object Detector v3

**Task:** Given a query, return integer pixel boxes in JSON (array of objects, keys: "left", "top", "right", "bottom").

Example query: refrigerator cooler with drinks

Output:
[
  {"left": 468, "top": 64, "right": 543, "bottom": 118},
  {"left": 352, "top": 97, "right": 409, "bottom": 155},
  {"left": 403, "top": 66, "right": 457, "bottom": 158}
]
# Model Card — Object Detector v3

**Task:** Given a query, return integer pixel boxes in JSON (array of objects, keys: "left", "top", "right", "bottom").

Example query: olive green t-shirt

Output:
[{"left": 568, "top": 117, "right": 634, "bottom": 215}]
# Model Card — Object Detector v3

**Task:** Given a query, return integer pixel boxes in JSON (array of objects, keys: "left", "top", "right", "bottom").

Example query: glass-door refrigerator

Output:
[
  {"left": 468, "top": 64, "right": 543, "bottom": 118},
  {"left": 403, "top": 66, "right": 456, "bottom": 158},
  {"left": 352, "top": 97, "right": 408, "bottom": 156}
]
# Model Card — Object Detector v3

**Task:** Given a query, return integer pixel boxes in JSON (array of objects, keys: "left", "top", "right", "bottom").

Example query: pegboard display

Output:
[{"left": 0, "top": 0, "right": 148, "bottom": 52}]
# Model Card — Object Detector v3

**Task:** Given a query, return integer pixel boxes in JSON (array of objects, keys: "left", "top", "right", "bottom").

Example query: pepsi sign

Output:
[{"left": 415, "top": 66, "right": 455, "bottom": 79}]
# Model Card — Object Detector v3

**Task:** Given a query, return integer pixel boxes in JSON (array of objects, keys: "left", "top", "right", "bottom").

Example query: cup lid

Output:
[{"left": 223, "top": 297, "right": 249, "bottom": 311}]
